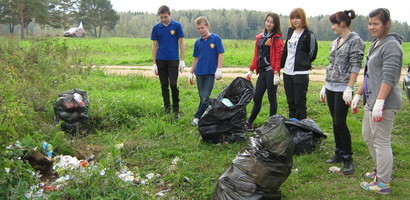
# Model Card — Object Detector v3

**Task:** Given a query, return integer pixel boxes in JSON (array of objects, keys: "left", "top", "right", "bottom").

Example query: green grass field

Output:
[
  {"left": 48, "top": 37, "right": 410, "bottom": 67},
  {"left": 1, "top": 37, "right": 409, "bottom": 199}
]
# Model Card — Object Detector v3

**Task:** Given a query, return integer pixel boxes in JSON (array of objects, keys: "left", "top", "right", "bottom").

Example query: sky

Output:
[{"left": 110, "top": 0, "right": 409, "bottom": 24}]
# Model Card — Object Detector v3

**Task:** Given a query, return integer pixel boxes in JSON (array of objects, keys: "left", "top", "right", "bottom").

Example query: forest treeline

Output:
[
  {"left": 114, "top": 9, "right": 410, "bottom": 41},
  {"left": 2, "top": 9, "right": 410, "bottom": 41}
]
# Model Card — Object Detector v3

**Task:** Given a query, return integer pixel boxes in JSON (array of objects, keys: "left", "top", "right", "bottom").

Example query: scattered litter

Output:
[
  {"left": 42, "top": 142, "right": 53, "bottom": 158},
  {"left": 146, "top": 173, "right": 155, "bottom": 180},
  {"left": 184, "top": 176, "right": 191, "bottom": 182},
  {"left": 156, "top": 189, "right": 171, "bottom": 197},
  {"left": 115, "top": 143, "right": 124, "bottom": 149},
  {"left": 171, "top": 157, "right": 180, "bottom": 165},
  {"left": 293, "top": 168, "right": 300, "bottom": 173},
  {"left": 329, "top": 166, "right": 341, "bottom": 173}
]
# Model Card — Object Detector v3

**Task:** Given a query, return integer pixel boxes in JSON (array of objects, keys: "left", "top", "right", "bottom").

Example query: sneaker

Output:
[
  {"left": 360, "top": 179, "right": 391, "bottom": 194},
  {"left": 245, "top": 122, "right": 254, "bottom": 131},
  {"left": 364, "top": 170, "right": 377, "bottom": 180},
  {"left": 191, "top": 118, "right": 199, "bottom": 126}
]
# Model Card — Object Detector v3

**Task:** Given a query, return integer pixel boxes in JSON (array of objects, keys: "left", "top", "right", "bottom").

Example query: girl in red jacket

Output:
[{"left": 245, "top": 12, "right": 284, "bottom": 131}]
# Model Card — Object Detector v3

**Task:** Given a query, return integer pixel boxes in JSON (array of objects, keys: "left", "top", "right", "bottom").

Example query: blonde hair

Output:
[
  {"left": 289, "top": 8, "right": 308, "bottom": 28},
  {"left": 195, "top": 16, "right": 209, "bottom": 26}
]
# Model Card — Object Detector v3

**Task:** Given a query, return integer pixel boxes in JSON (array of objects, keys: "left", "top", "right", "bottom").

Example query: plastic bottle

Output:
[{"left": 42, "top": 142, "right": 53, "bottom": 158}]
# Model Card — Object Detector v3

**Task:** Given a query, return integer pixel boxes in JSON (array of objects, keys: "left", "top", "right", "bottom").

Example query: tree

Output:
[
  {"left": 48, "top": 0, "right": 79, "bottom": 30},
  {"left": 0, "top": 0, "right": 19, "bottom": 34},
  {"left": 0, "top": 0, "right": 49, "bottom": 38},
  {"left": 78, "top": 0, "right": 119, "bottom": 38}
]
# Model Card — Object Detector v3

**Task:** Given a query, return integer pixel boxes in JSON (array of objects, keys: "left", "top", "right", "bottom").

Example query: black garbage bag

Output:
[
  {"left": 53, "top": 88, "right": 90, "bottom": 134},
  {"left": 199, "top": 77, "right": 254, "bottom": 144},
  {"left": 214, "top": 115, "right": 294, "bottom": 200},
  {"left": 285, "top": 119, "right": 327, "bottom": 155}
]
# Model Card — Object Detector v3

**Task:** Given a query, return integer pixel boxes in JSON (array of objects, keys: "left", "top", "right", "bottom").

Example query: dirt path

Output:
[{"left": 96, "top": 65, "right": 407, "bottom": 82}]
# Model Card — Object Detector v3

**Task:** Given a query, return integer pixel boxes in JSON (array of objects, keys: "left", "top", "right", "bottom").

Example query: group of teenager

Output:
[{"left": 151, "top": 5, "right": 403, "bottom": 195}]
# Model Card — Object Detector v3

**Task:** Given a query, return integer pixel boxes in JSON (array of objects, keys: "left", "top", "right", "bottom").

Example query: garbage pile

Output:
[
  {"left": 53, "top": 88, "right": 89, "bottom": 134},
  {"left": 214, "top": 115, "right": 294, "bottom": 200},
  {"left": 199, "top": 77, "right": 254, "bottom": 144},
  {"left": 285, "top": 118, "right": 327, "bottom": 155}
]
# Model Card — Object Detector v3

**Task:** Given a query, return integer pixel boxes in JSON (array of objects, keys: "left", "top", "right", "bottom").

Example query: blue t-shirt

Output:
[
  {"left": 193, "top": 33, "right": 225, "bottom": 75},
  {"left": 151, "top": 20, "right": 184, "bottom": 60}
]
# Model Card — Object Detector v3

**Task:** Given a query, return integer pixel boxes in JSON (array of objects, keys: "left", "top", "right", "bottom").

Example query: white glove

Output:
[
  {"left": 351, "top": 94, "right": 361, "bottom": 114},
  {"left": 343, "top": 86, "right": 354, "bottom": 105},
  {"left": 152, "top": 64, "right": 158, "bottom": 75},
  {"left": 189, "top": 73, "right": 194, "bottom": 85},
  {"left": 246, "top": 71, "right": 253, "bottom": 80},
  {"left": 179, "top": 60, "right": 185, "bottom": 73},
  {"left": 319, "top": 85, "right": 326, "bottom": 103},
  {"left": 273, "top": 74, "right": 280, "bottom": 85},
  {"left": 372, "top": 99, "right": 385, "bottom": 122},
  {"left": 215, "top": 68, "right": 222, "bottom": 80}
]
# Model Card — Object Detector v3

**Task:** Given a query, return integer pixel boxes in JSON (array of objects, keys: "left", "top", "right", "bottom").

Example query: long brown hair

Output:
[{"left": 264, "top": 13, "right": 282, "bottom": 35}]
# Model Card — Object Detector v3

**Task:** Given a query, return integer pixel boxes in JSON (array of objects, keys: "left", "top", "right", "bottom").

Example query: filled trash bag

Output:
[
  {"left": 214, "top": 115, "right": 294, "bottom": 200},
  {"left": 285, "top": 119, "right": 327, "bottom": 155},
  {"left": 53, "top": 89, "right": 89, "bottom": 134},
  {"left": 199, "top": 77, "right": 254, "bottom": 144}
]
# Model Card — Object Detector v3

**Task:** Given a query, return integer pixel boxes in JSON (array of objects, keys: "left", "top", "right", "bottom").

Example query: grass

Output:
[
  {"left": 42, "top": 71, "right": 409, "bottom": 199},
  {"left": 1, "top": 37, "right": 409, "bottom": 199},
  {"left": 43, "top": 37, "right": 410, "bottom": 67}
]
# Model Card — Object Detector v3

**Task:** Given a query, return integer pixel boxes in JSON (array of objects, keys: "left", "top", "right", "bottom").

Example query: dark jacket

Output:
[{"left": 280, "top": 27, "right": 318, "bottom": 71}]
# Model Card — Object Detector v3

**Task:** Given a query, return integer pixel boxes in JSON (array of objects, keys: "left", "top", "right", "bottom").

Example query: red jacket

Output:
[{"left": 249, "top": 33, "right": 283, "bottom": 74}]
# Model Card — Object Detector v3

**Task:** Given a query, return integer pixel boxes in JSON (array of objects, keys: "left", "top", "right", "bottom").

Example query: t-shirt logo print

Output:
[
  {"left": 210, "top": 43, "right": 215, "bottom": 48},
  {"left": 170, "top": 30, "right": 175, "bottom": 35}
]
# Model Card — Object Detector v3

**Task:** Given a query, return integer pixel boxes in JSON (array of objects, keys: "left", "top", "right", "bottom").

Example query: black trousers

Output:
[
  {"left": 283, "top": 73, "right": 309, "bottom": 120},
  {"left": 156, "top": 60, "right": 180, "bottom": 113},
  {"left": 326, "top": 89, "right": 352, "bottom": 155},
  {"left": 248, "top": 71, "right": 277, "bottom": 123}
]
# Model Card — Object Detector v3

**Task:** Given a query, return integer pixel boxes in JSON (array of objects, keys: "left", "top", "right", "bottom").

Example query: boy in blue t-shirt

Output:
[
  {"left": 151, "top": 5, "right": 185, "bottom": 119},
  {"left": 189, "top": 16, "right": 225, "bottom": 125}
]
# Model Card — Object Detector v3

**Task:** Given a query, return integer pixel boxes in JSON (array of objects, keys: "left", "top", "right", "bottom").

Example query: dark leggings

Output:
[
  {"left": 248, "top": 71, "right": 277, "bottom": 123},
  {"left": 326, "top": 89, "right": 352, "bottom": 155}
]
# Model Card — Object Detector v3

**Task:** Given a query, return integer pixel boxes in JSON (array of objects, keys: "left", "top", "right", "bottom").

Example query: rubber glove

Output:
[
  {"left": 246, "top": 71, "right": 253, "bottom": 80},
  {"left": 188, "top": 73, "right": 194, "bottom": 85},
  {"left": 319, "top": 85, "right": 326, "bottom": 103},
  {"left": 343, "top": 86, "right": 354, "bottom": 105},
  {"left": 351, "top": 94, "right": 361, "bottom": 114},
  {"left": 273, "top": 73, "right": 280, "bottom": 85},
  {"left": 215, "top": 68, "right": 222, "bottom": 80},
  {"left": 372, "top": 99, "right": 385, "bottom": 122},
  {"left": 179, "top": 60, "right": 185, "bottom": 73},
  {"left": 152, "top": 64, "right": 158, "bottom": 75}
]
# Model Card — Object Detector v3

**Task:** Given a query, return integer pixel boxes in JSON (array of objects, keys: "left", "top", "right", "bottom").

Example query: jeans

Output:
[
  {"left": 156, "top": 60, "right": 180, "bottom": 113},
  {"left": 283, "top": 73, "right": 309, "bottom": 120},
  {"left": 248, "top": 71, "right": 278, "bottom": 123},
  {"left": 194, "top": 75, "right": 215, "bottom": 119},
  {"left": 326, "top": 89, "right": 352, "bottom": 155},
  {"left": 362, "top": 104, "right": 397, "bottom": 183}
]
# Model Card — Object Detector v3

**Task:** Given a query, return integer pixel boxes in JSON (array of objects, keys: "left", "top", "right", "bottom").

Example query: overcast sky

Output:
[{"left": 110, "top": 0, "right": 409, "bottom": 24}]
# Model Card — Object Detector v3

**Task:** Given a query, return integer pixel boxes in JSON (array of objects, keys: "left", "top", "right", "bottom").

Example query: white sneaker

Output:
[{"left": 191, "top": 118, "right": 199, "bottom": 125}]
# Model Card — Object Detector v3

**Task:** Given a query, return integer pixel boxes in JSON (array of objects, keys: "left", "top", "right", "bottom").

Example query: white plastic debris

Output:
[{"left": 329, "top": 166, "right": 341, "bottom": 173}]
